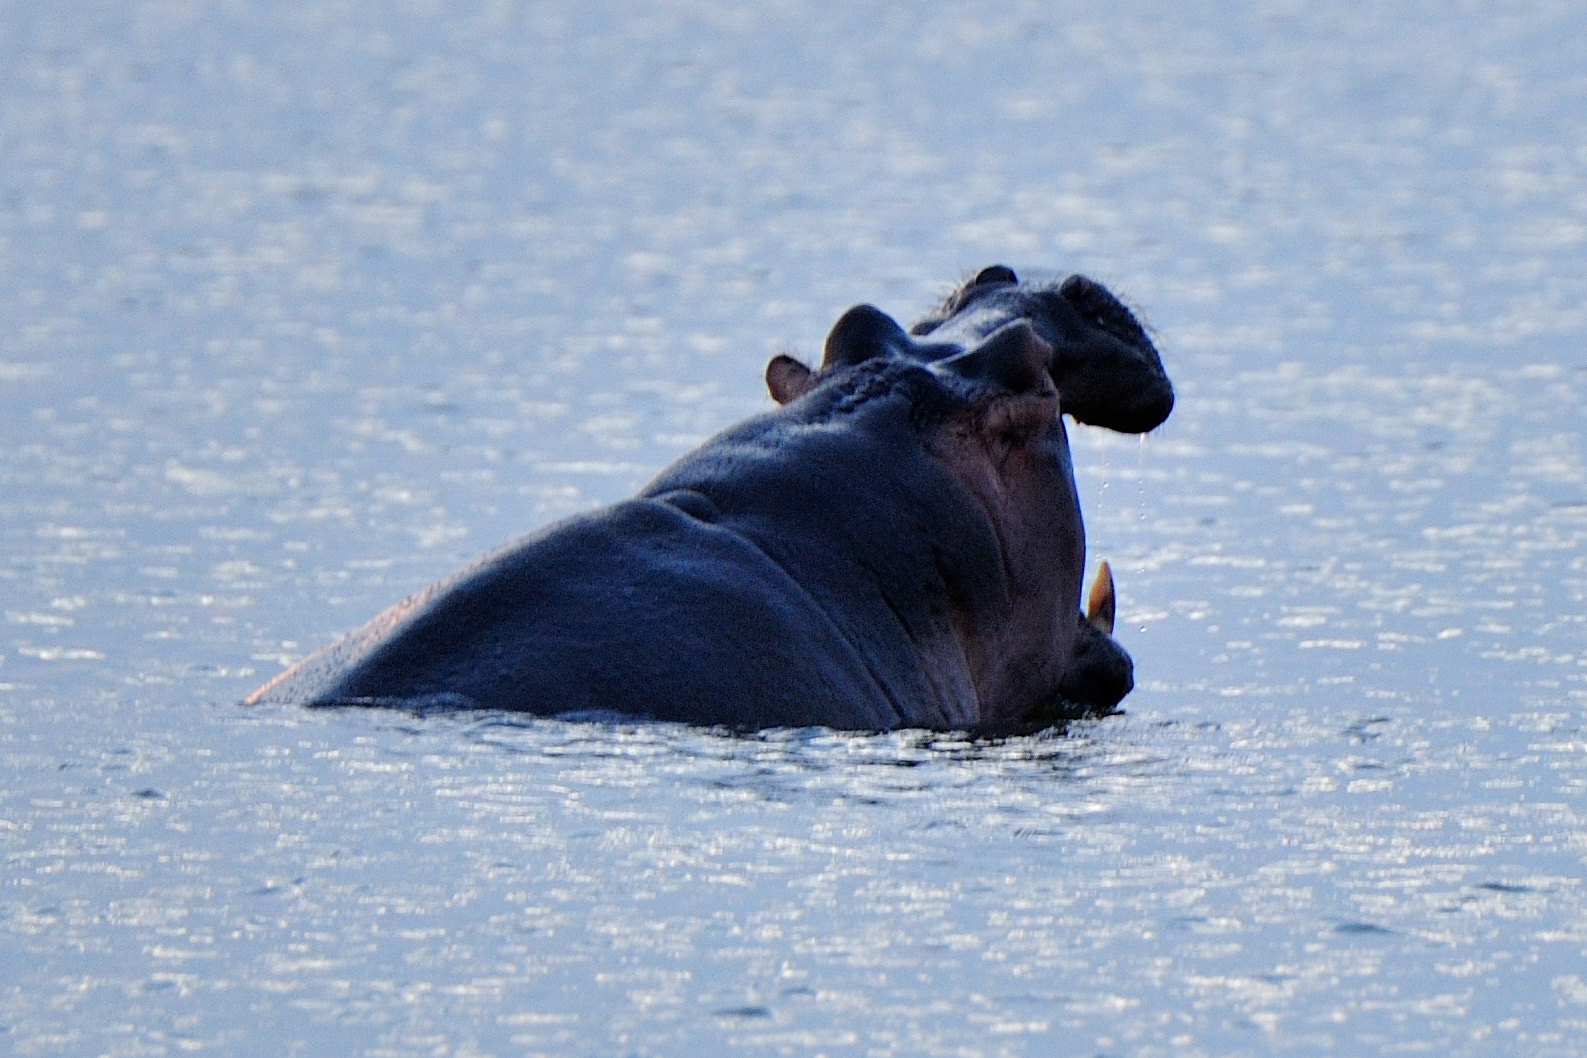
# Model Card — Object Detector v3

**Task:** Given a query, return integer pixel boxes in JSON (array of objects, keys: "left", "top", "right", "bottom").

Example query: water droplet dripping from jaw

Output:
[{"left": 1137, "top": 434, "right": 1150, "bottom": 572}]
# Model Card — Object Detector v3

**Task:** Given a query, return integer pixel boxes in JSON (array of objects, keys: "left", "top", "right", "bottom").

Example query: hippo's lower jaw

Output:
[
  {"left": 1055, "top": 615, "right": 1135, "bottom": 710},
  {"left": 948, "top": 564, "right": 1134, "bottom": 733}
]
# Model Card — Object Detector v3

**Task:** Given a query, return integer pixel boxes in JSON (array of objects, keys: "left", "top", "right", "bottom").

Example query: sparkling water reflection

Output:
[
  {"left": 3, "top": 0, "right": 1585, "bottom": 1055},
  {"left": 7, "top": 702, "right": 1586, "bottom": 1053}
]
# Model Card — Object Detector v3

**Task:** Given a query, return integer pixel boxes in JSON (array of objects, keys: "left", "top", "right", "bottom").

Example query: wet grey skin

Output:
[{"left": 245, "top": 267, "right": 1172, "bottom": 732}]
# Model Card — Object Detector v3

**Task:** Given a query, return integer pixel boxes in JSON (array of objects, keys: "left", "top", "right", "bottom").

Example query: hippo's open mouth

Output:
[{"left": 246, "top": 266, "right": 1169, "bottom": 731}]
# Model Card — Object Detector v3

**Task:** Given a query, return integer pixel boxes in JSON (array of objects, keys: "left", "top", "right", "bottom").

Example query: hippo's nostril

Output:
[{"left": 973, "top": 264, "right": 1018, "bottom": 287}]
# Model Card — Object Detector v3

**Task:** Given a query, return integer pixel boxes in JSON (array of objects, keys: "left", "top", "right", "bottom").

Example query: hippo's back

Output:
[{"left": 245, "top": 497, "right": 904, "bottom": 729}]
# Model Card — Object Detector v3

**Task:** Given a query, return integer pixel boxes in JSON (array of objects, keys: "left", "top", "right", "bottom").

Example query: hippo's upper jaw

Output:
[{"left": 909, "top": 266, "right": 1174, "bottom": 435}]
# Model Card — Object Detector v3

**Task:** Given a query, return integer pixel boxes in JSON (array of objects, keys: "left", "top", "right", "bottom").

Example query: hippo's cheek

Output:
[
  {"left": 922, "top": 410, "right": 1086, "bottom": 723},
  {"left": 925, "top": 410, "right": 1081, "bottom": 594}
]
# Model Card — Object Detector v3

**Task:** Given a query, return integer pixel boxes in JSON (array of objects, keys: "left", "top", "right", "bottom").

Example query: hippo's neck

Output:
[{"left": 643, "top": 372, "right": 1075, "bottom": 729}]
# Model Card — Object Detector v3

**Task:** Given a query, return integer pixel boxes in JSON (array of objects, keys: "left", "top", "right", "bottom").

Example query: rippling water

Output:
[{"left": 3, "top": 2, "right": 1585, "bottom": 1055}]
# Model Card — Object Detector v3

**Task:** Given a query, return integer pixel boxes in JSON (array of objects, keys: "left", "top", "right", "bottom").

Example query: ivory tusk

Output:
[{"left": 1086, "top": 560, "right": 1116, "bottom": 635}]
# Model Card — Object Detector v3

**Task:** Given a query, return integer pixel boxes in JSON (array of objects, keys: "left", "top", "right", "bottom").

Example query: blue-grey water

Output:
[{"left": 3, "top": 2, "right": 1585, "bottom": 1054}]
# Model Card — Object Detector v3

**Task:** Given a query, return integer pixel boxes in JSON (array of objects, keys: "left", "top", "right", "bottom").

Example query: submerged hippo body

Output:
[{"left": 247, "top": 267, "right": 1172, "bottom": 731}]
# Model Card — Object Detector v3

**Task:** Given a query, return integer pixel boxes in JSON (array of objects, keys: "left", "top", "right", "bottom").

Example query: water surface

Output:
[{"left": 3, "top": 1, "right": 1585, "bottom": 1054}]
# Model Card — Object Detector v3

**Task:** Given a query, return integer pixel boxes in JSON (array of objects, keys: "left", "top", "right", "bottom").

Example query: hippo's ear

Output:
[
  {"left": 972, "top": 264, "right": 1018, "bottom": 287},
  {"left": 765, "top": 354, "right": 816, "bottom": 405},
  {"left": 937, "top": 320, "right": 1053, "bottom": 394},
  {"left": 823, "top": 304, "right": 909, "bottom": 368}
]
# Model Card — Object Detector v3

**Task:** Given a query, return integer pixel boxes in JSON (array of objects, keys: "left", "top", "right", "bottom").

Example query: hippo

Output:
[{"left": 245, "top": 266, "right": 1172, "bottom": 732}]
